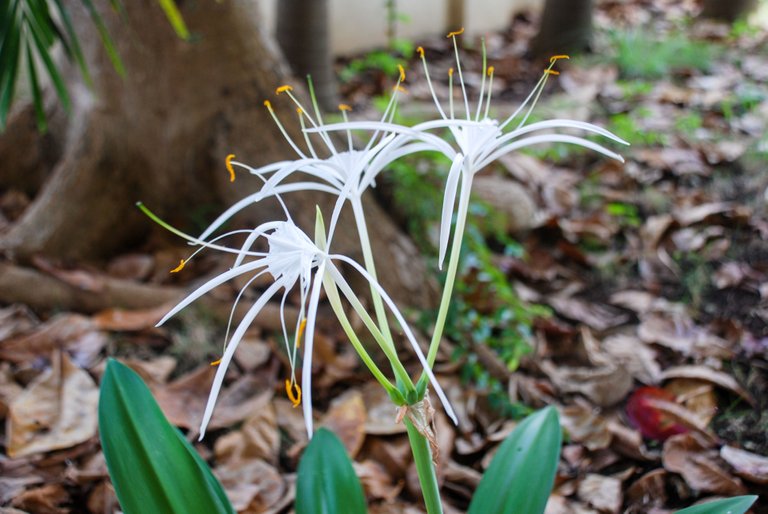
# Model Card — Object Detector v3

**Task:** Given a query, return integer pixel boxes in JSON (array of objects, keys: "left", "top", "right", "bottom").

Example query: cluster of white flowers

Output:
[{"left": 152, "top": 31, "right": 627, "bottom": 440}]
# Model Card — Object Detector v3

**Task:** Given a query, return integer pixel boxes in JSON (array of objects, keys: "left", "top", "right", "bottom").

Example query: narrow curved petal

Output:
[
  {"left": 199, "top": 279, "right": 285, "bottom": 438},
  {"left": 439, "top": 154, "right": 465, "bottom": 270},
  {"left": 301, "top": 260, "right": 326, "bottom": 438}
]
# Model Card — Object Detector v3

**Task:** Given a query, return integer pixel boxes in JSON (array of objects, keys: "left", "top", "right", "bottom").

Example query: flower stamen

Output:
[
  {"left": 276, "top": 85, "right": 294, "bottom": 94},
  {"left": 285, "top": 379, "right": 302, "bottom": 408},
  {"left": 296, "top": 318, "right": 307, "bottom": 348},
  {"left": 397, "top": 64, "right": 406, "bottom": 82},
  {"left": 446, "top": 27, "right": 464, "bottom": 38},
  {"left": 170, "top": 259, "right": 186, "bottom": 273},
  {"left": 549, "top": 54, "right": 570, "bottom": 63},
  {"left": 210, "top": 358, "right": 222, "bottom": 366},
  {"left": 225, "top": 153, "right": 236, "bottom": 182}
]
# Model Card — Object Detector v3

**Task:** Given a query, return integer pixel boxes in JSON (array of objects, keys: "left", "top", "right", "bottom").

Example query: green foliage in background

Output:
[
  {"left": 0, "top": 0, "right": 187, "bottom": 131},
  {"left": 611, "top": 29, "right": 716, "bottom": 79}
]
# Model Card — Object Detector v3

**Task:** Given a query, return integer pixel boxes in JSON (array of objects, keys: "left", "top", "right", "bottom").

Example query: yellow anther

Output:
[
  {"left": 296, "top": 318, "right": 307, "bottom": 348},
  {"left": 296, "top": 107, "right": 303, "bottom": 115},
  {"left": 338, "top": 103, "right": 352, "bottom": 112},
  {"left": 225, "top": 153, "right": 236, "bottom": 182},
  {"left": 285, "top": 379, "right": 302, "bottom": 408},
  {"left": 448, "top": 67, "right": 454, "bottom": 77},
  {"left": 398, "top": 64, "right": 406, "bottom": 82},
  {"left": 417, "top": 46, "right": 425, "bottom": 58},
  {"left": 446, "top": 28, "right": 465, "bottom": 38},
  {"left": 210, "top": 358, "right": 222, "bottom": 366},
  {"left": 549, "top": 54, "right": 570, "bottom": 63},
  {"left": 393, "top": 85, "right": 408, "bottom": 93},
  {"left": 170, "top": 259, "right": 186, "bottom": 273},
  {"left": 276, "top": 85, "right": 293, "bottom": 94},
  {"left": 487, "top": 66, "right": 495, "bottom": 76},
  {"left": 264, "top": 100, "right": 273, "bottom": 110},
  {"left": 544, "top": 69, "right": 560, "bottom": 75}
]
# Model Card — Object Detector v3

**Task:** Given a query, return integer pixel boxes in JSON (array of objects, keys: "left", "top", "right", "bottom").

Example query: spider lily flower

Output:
[{"left": 146, "top": 205, "right": 457, "bottom": 439}]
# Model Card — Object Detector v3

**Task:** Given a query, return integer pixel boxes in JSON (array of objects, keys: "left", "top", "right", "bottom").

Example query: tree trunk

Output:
[
  {"left": 531, "top": 0, "right": 593, "bottom": 58},
  {"left": 700, "top": 0, "right": 757, "bottom": 22},
  {"left": 276, "top": 0, "right": 338, "bottom": 111},
  {"left": 0, "top": 0, "right": 435, "bottom": 309}
]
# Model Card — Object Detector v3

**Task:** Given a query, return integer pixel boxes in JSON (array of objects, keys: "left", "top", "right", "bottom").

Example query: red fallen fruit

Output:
[{"left": 625, "top": 386, "right": 689, "bottom": 441}]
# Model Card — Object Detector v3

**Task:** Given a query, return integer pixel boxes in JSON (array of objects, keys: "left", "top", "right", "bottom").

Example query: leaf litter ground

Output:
[{"left": 1, "top": 0, "right": 768, "bottom": 512}]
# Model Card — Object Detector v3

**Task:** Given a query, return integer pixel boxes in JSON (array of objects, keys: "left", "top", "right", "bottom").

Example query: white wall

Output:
[{"left": 261, "top": 0, "right": 542, "bottom": 55}]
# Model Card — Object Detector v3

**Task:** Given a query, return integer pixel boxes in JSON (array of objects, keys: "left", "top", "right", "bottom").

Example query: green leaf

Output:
[
  {"left": 296, "top": 428, "right": 367, "bottom": 514},
  {"left": 99, "top": 359, "right": 234, "bottom": 514},
  {"left": 673, "top": 496, "right": 758, "bottom": 514},
  {"left": 25, "top": 39, "right": 46, "bottom": 131},
  {"left": 468, "top": 406, "right": 562, "bottom": 514},
  {"left": 79, "top": 0, "right": 125, "bottom": 77},
  {"left": 157, "top": 0, "right": 190, "bottom": 40}
]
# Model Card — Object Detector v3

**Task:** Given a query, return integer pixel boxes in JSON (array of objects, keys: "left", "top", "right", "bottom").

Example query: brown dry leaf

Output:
[
  {"left": 207, "top": 375, "right": 276, "bottom": 431},
  {"left": 355, "top": 459, "right": 402, "bottom": 501},
  {"left": 7, "top": 351, "right": 99, "bottom": 458},
  {"left": 320, "top": 389, "right": 367, "bottom": 458},
  {"left": 274, "top": 397, "right": 309, "bottom": 449},
  {"left": 0, "top": 314, "right": 104, "bottom": 365},
  {"left": 32, "top": 256, "right": 106, "bottom": 293},
  {"left": 232, "top": 336, "right": 271, "bottom": 371},
  {"left": 213, "top": 391, "right": 278, "bottom": 465},
  {"left": 661, "top": 365, "right": 753, "bottom": 405},
  {"left": 0, "top": 305, "right": 37, "bottom": 341},
  {"left": 638, "top": 314, "right": 733, "bottom": 358},
  {"left": 664, "top": 379, "right": 718, "bottom": 426},
  {"left": 663, "top": 433, "right": 746, "bottom": 495},
  {"left": 634, "top": 148, "right": 708, "bottom": 176},
  {"left": 120, "top": 356, "right": 177, "bottom": 384},
  {"left": 547, "top": 295, "right": 629, "bottom": 332},
  {"left": 542, "top": 358, "right": 633, "bottom": 407},
  {"left": 577, "top": 474, "right": 622, "bottom": 514},
  {"left": 91, "top": 303, "right": 171, "bottom": 331},
  {"left": 641, "top": 214, "right": 675, "bottom": 251},
  {"left": 672, "top": 202, "right": 734, "bottom": 226},
  {"left": 559, "top": 402, "right": 612, "bottom": 451},
  {"left": 10, "top": 483, "right": 69, "bottom": 514},
  {"left": 625, "top": 469, "right": 668, "bottom": 511},
  {"left": 152, "top": 364, "right": 216, "bottom": 431},
  {"left": 86, "top": 481, "right": 119, "bottom": 514},
  {"left": 106, "top": 253, "right": 154, "bottom": 281},
  {"left": 0, "top": 363, "right": 22, "bottom": 418},
  {"left": 215, "top": 459, "right": 286, "bottom": 512},
  {"left": 0, "top": 476, "right": 44, "bottom": 504},
  {"left": 364, "top": 435, "right": 412, "bottom": 479},
  {"left": 602, "top": 334, "right": 662, "bottom": 385},
  {"left": 720, "top": 445, "right": 768, "bottom": 484},
  {"left": 363, "top": 381, "right": 406, "bottom": 435}
]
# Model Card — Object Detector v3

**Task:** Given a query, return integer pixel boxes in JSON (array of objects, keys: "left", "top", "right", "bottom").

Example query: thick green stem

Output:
[{"left": 405, "top": 418, "right": 443, "bottom": 514}]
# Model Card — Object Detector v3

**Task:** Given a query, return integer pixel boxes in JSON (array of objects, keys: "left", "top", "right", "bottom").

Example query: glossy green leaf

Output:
[
  {"left": 296, "top": 428, "right": 367, "bottom": 514},
  {"left": 78, "top": 0, "right": 125, "bottom": 77},
  {"left": 674, "top": 495, "right": 758, "bottom": 514},
  {"left": 468, "top": 406, "right": 562, "bottom": 514},
  {"left": 99, "top": 359, "right": 234, "bottom": 514}
]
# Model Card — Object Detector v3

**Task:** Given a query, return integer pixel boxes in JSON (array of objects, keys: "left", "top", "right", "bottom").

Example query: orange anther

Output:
[
  {"left": 338, "top": 103, "right": 352, "bottom": 111},
  {"left": 549, "top": 54, "right": 570, "bottom": 63},
  {"left": 225, "top": 153, "right": 236, "bottom": 182},
  {"left": 285, "top": 379, "right": 302, "bottom": 408},
  {"left": 398, "top": 64, "right": 406, "bottom": 82},
  {"left": 446, "top": 28, "right": 465, "bottom": 38},
  {"left": 544, "top": 69, "right": 560, "bottom": 75},
  {"left": 276, "top": 85, "right": 293, "bottom": 94},
  {"left": 487, "top": 66, "right": 495, "bottom": 76},
  {"left": 448, "top": 67, "right": 454, "bottom": 77},
  {"left": 296, "top": 107, "right": 303, "bottom": 115},
  {"left": 170, "top": 259, "right": 185, "bottom": 273},
  {"left": 296, "top": 318, "right": 307, "bottom": 348},
  {"left": 264, "top": 100, "right": 272, "bottom": 109},
  {"left": 393, "top": 85, "right": 408, "bottom": 93},
  {"left": 210, "top": 358, "right": 222, "bottom": 366},
  {"left": 417, "top": 46, "right": 425, "bottom": 58}
]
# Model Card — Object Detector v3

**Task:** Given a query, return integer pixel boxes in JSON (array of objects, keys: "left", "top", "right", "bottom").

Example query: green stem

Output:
[
  {"left": 417, "top": 177, "right": 473, "bottom": 395},
  {"left": 405, "top": 418, "right": 443, "bottom": 514}
]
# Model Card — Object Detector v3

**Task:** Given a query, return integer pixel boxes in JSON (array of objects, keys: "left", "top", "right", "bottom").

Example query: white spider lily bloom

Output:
[{"left": 153, "top": 216, "right": 456, "bottom": 439}]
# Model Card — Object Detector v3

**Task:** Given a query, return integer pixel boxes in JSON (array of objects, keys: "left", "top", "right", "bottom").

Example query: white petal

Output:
[
  {"left": 301, "top": 260, "right": 326, "bottom": 438},
  {"left": 199, "top": 279, "right": 284, "bottom": 438},
  {"left": 439, "top": 154, "right": 465, "bottom": 270}
]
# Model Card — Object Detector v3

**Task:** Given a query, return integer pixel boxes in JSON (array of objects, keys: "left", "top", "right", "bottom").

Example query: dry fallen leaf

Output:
[
  {"left": 10, "top": 483, "right": 70, "bottom": 514},
  {"left": 320, "top": 389, "right": 367, "bottom": 458},
  {"left": 214, "top": 459, "right": 286, "bottom": 512},
  {"left": 719, "top": 445, "right": 768, "bottom": 485},
  {"left": 6, "top": 351, "right": 99, "bottom": 458},
  {"left": 663, "top": 433, "right": 746, "bottom": 496},
  {"left": 214, "top": 392, "right": 279, "bottom": 465},
  {"left": 661, "top": 365, "right": 754, "bottom": 405},
  {"left": 577, "top": 473, "right": 622, "bottom": 514}
]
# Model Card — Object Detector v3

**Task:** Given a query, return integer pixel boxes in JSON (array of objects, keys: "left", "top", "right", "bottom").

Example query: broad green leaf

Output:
[
  {"left": 158, "top": 0, "right": 190, "bottom": 40},
  {"left": 296, "top": 428, "right": 367, "bottom": 514},
  {"left": 674, "top": 495, "right": 758, "bottom": 514},
  {"left": 468, "top": 406, "right": 562, "bottom": 514},
  {"left": 99, "top": 359, "right": 234, "bottom": 514}
]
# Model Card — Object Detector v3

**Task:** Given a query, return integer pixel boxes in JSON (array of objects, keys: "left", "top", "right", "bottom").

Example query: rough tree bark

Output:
[
  {"left": 276, "top": 0, "right": 338, "bottom": 111},
  {"left": 531, "top": 0, "right": 593, "bottom": 58},
  {"left": 0, "top": 0, "right": 435, "bottom": 309},
  {"left": 700, "top": 0, "right": 757, "bottom": 22}
]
